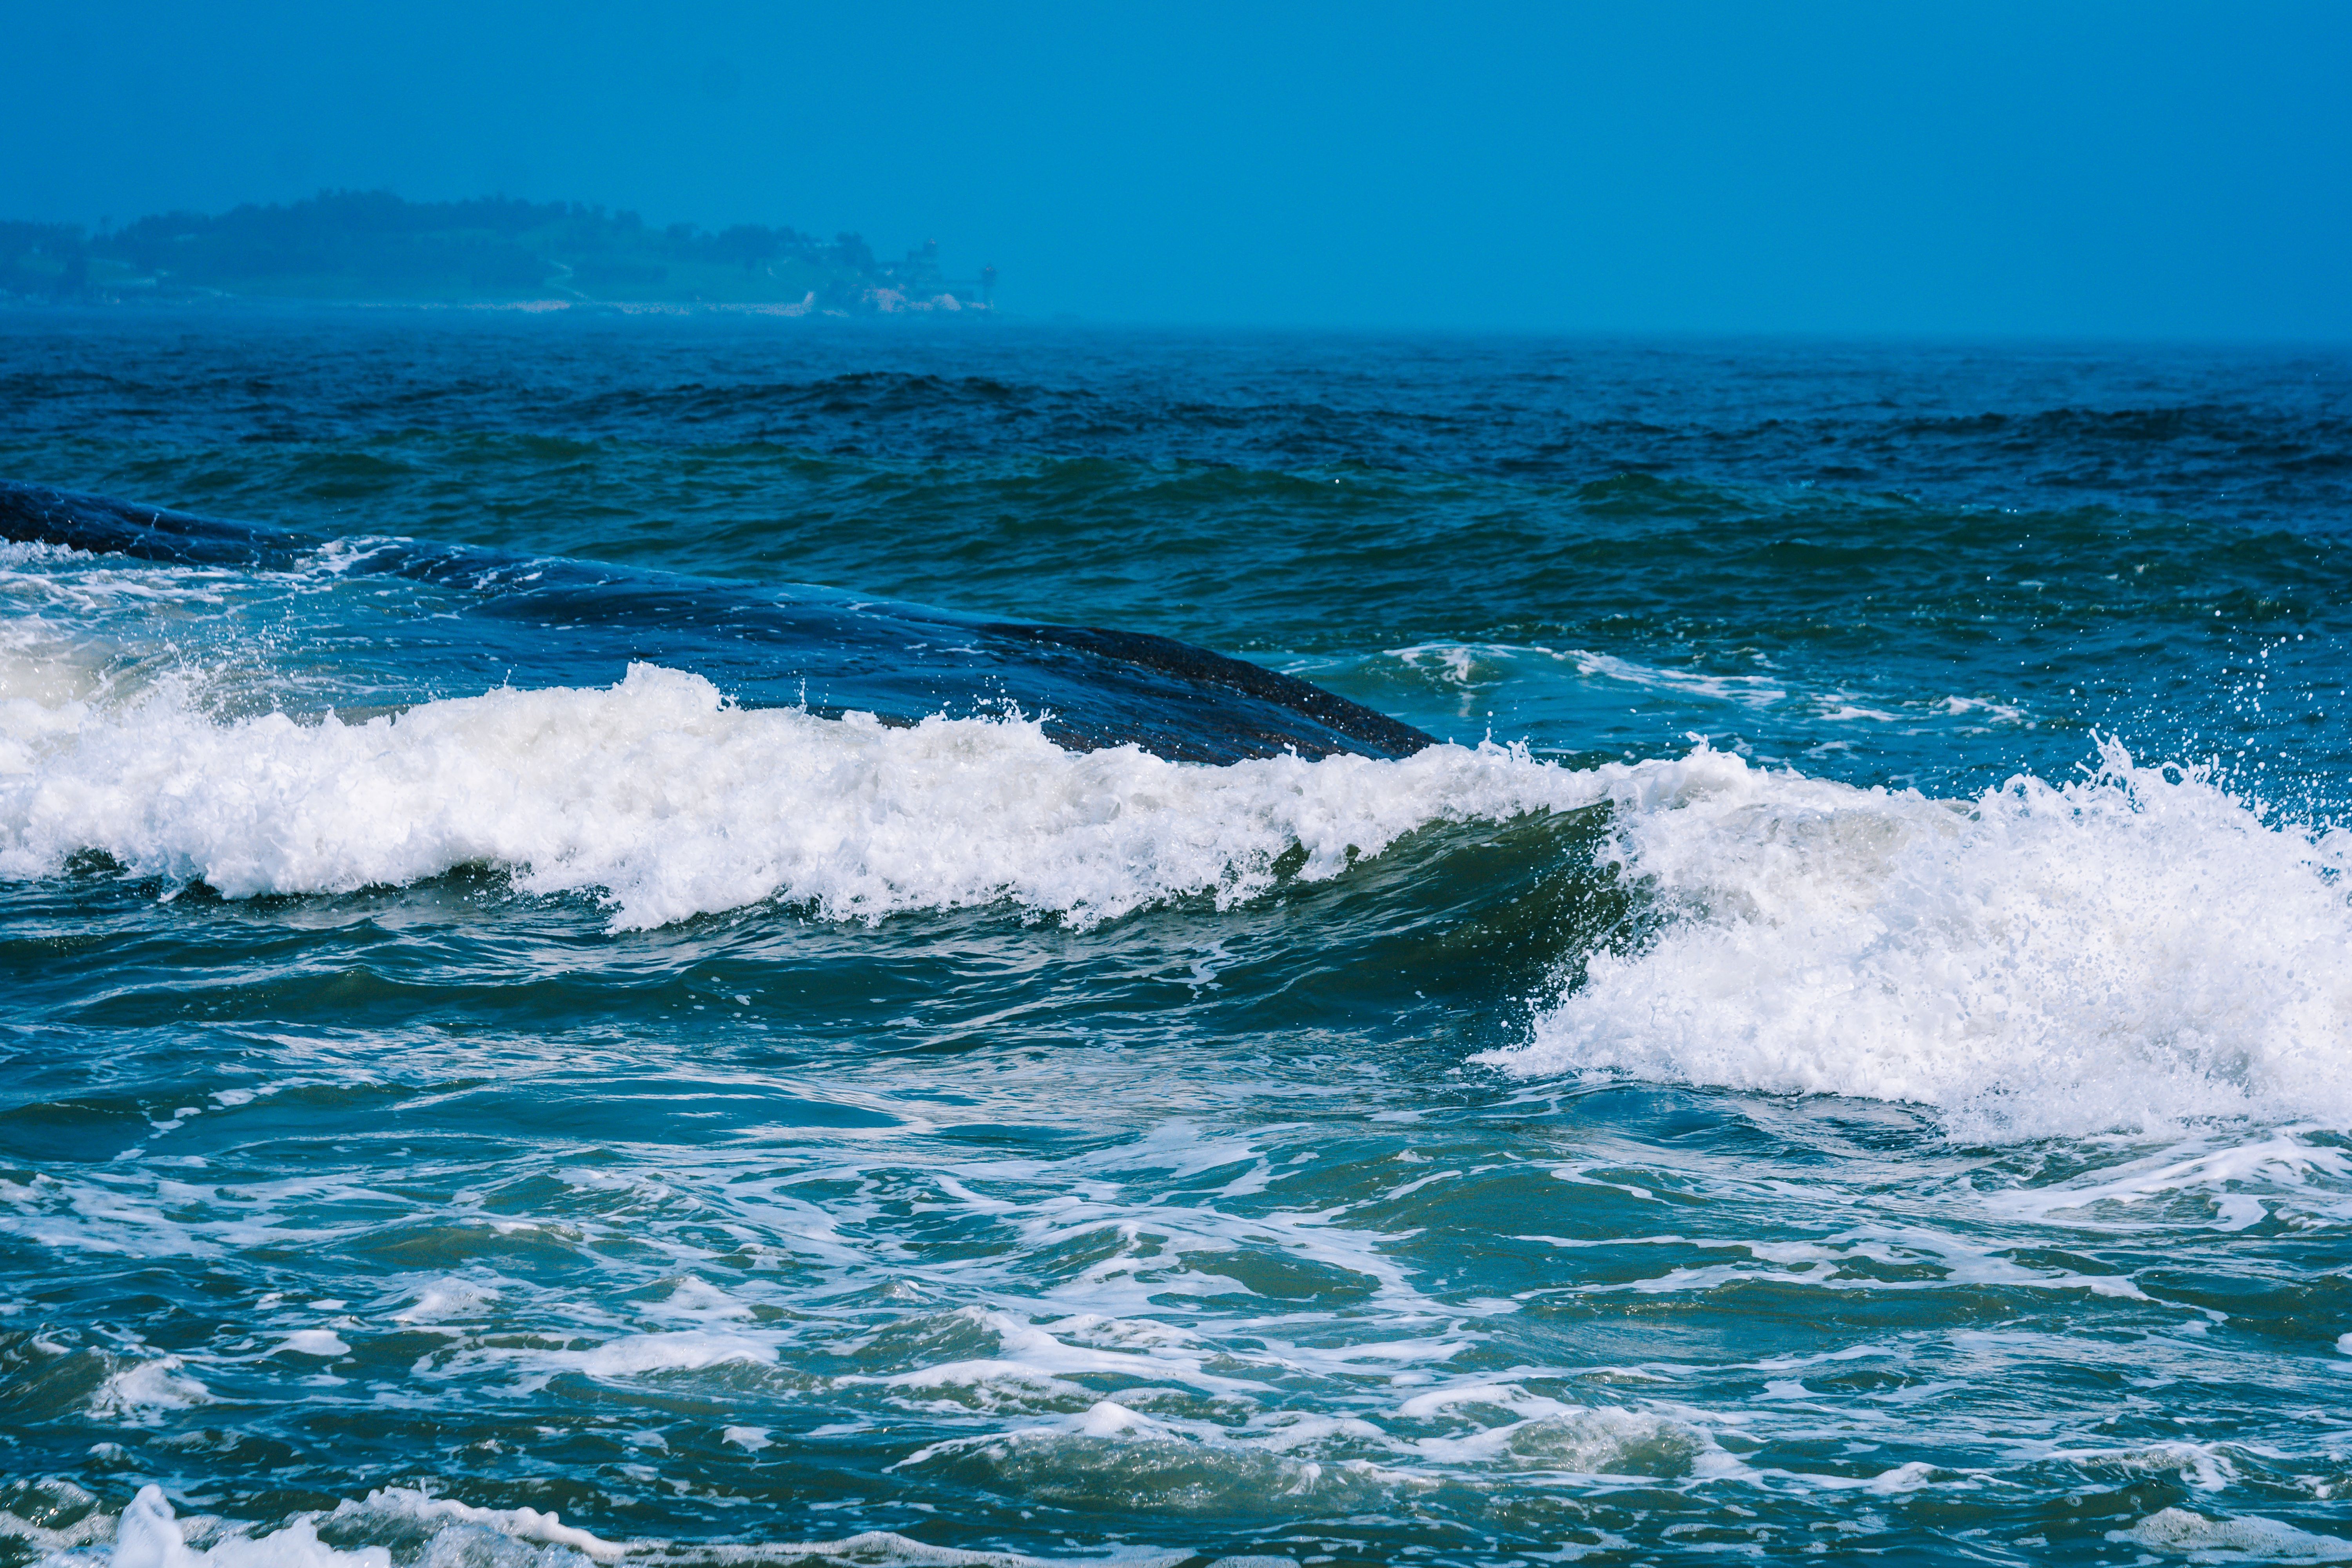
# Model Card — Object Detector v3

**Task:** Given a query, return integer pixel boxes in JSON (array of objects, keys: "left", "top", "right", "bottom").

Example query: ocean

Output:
[{"left": 1, "top": 309, "right": 2349, "bottom": 1565}]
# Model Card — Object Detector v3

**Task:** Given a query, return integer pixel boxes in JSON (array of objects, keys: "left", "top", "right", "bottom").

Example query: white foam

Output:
[
  {"left": 390, "top": 1280, "right": 497, "bottom": 1325},
  {"left": 570, "top": 1329, "right": 775, "bottom": 1377},
  {"left": 1393, "top": 1384, "right": 1709, "bottom": 1477},
  {"left": 102, "top": 1488, "right": 389, "bottom": 1568},
  {"left": 41, "top": 1488, "right": 1186, "bottom": 1568},
  {"left": 89, "top": 1354, "right": 214, "bottom": 1421},
  {"left": 1385, "top": 642, "right": 1790, "bottom": 708},
  {"left": 0, "top": 662, "right": 1625, "bottom": 930},
  {"left": 328, "top": 1490, "right": 621, "bottom": 1562},
  {"left": 426, "top": 1325, "right": 782, "bottom": 1388},
  {"left": 2113, "top": 1506, "right": 2352, "bottom": 1561},
  {"left": 272, "top": 1330, "right": 349, "bottom": 1359},
  {"left": 1481, "top": 738, "right": 2352, "bottom": 1140},
  {"left": 46, "top": 1488, "right": 622, "bottom": 1568},
  {"left": 1979, "top": 1130, "right": 2352, "bottom": 1230},
  {"left": 894, "top": 1403, "right": 1417, "bottom": 1515},
  {"left": 628, "top": 1532, "right": 1186, "bottom": 1568}
]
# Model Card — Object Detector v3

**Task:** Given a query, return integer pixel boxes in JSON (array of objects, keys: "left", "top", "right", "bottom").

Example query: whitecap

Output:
[
  {"left": 0, "top": 663, "right": 1630, "bottom": 931},
  {"left": 1483, "top": 737, "right": 2352, "bottom": 1140}
]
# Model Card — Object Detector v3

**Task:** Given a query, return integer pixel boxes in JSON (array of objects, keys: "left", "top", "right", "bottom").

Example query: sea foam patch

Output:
[{"left": 1483, "top": 738, "right": 2352, "bottom": 1140}]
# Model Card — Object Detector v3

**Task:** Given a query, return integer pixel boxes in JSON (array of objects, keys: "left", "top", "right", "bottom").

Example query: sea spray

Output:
[{"left": 1483, "top": 738, "right": 2352, "bottom": 1138}]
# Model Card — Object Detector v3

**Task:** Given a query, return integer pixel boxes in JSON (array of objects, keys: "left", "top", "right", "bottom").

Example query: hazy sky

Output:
[{"left": 4, "top": 1, "right": 2347, "bottom": 336}]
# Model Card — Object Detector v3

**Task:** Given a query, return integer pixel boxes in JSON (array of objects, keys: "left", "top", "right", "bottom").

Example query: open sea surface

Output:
[{"left": 2, "top": 309, "right": 2350, "bottom": 1565}]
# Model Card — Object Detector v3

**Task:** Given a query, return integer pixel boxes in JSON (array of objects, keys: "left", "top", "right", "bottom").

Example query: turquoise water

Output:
[{"left": 3, "top": 311, "right": 2351, "bottom": 1565}]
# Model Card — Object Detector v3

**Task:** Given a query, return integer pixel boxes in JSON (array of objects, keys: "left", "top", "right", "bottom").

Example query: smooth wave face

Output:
[
  {"left": 0, "top": 481, "right": 1433, "bottom": 765},
  {"left": 3, "top": 314, "right": 2351, "bottom": 1567}
]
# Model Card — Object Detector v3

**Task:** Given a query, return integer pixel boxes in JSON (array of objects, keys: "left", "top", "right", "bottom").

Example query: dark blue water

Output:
[{"left": 3, "top": 308, "right": 2350, "bottom": 1567}]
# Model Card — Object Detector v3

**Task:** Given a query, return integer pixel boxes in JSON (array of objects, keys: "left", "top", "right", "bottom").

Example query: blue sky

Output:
[{"left": 4, "top": 1, "right": 2346, "bottom": 336}]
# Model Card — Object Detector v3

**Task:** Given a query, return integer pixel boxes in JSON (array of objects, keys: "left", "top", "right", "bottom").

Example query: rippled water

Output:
[{"left": 3, "top": 309, "right": 2351, "bottom": 1566}]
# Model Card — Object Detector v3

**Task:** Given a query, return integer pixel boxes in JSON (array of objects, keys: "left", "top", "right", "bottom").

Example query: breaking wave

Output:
[
  {"left": 1483, "top": 738, "right": 2352, "bottom": 1140},
  {"left": 0, "top": 662, "right": 1637, "bottom": 930},
  {"left": 7, "top": 661, "right": 2350, "bottom": 1138}
]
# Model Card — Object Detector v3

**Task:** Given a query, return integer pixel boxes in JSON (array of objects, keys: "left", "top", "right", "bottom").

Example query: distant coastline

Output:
[{"left": 0, "top": 191, "right": 995, "bottom": 315}]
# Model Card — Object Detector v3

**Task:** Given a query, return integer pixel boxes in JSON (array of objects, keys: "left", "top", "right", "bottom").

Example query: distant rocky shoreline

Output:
[{"left": 0, "top": 191, "right": 995, "bottom": 315}]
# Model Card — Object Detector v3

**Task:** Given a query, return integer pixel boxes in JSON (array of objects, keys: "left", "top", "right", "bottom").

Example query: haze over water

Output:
[{"left": 0, "top": 312, "right": 2350, "bottom": 1566}]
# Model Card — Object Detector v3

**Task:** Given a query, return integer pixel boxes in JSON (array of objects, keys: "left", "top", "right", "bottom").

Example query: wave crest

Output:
[
  {"left": 0, "top": 663, "right": 1620, "bottom": 931},
  {"left": 1482, "top": 739, "right": 2352, "bottom": 1140}
]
